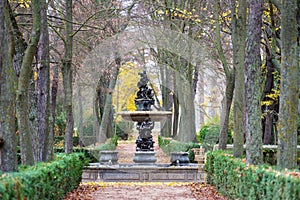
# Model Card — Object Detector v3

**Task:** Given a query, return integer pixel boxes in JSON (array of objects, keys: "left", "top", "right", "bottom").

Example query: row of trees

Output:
[{"left": 0, "top": 0, "right": 298, "bottom": 173}]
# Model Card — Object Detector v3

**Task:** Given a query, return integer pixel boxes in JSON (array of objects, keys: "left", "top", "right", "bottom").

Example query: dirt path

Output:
[
  {"left": 64, "top": 182, "right": 228, "bottom": 200},
  {"left": 91, "top": 183, "right": 196, "bottom": 200}
]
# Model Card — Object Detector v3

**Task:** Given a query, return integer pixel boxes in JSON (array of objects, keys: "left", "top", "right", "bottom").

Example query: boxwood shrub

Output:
[
  {"left": 0, "top": 153, "right": 87, "bottom": 200},
  {"left": 205, "top": 151, "right": 300, "bottom": 200}
]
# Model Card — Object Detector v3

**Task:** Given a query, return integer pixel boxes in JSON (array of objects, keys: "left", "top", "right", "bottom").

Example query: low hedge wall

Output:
[
  {"left": 0, "top": 153, "right": 87, "bottom": 200},
  {"left": 204, "top": 151, "right": 300, "bottom": 200}
]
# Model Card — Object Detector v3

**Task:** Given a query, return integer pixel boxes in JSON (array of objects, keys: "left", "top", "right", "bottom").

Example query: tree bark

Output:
[
  {"left": 232, "top": 0, "right": 246, "bottom": 157},
  {"left": 174, "top": 63, "right": 196, "bottom": 143},
  {"left": 37, "top": 0, "right": 51, "bottom": 161},
  {"left": 0, "top": 0, "right": 18, "bottom": 172},
  {"left": 98, "top": 57, "right": 121, "bottom": 143},
  {"left": 77, "top": 82, "right": 84, "bottom": 147},
  {"left": 213, "top": 0, "right": 235, "bottom": 150},
  {"left": 277, "top": 0, "right": 299, "bottom": 169},
  {"left": 51, "top": 64, "right": 59, "bottom": 150},
  {"left": 160, "top": 64, "right": 173, "bottom": 137},
  {"left": 63, "top": 0, "right": 74, "bottom": 154},
  {"left": 16, "top": 0, "right": 40, "bottom": 165},
  {"left": 245, "top": 0, "right": 263, "bottom": 165}
]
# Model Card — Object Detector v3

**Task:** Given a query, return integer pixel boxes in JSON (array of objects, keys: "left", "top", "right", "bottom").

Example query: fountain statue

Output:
[
  {"left": 134, "top": 71, "right": 155, "bottom": 151},
  {"left": 118, "top": 71, "right": 172, "bottom": 164}
]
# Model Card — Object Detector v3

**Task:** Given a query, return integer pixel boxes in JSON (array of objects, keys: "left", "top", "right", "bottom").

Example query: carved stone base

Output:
[{"left": 133, "top": 152, "right": 157, "bottom": 165}]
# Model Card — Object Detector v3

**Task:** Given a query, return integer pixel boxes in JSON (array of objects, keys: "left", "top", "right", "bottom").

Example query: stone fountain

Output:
[
  {"left": 118, "top": 71, "right": 172, "bottom": 165},
  {"left": 82, "top": 71, "right": 204, "bottom": 182}
]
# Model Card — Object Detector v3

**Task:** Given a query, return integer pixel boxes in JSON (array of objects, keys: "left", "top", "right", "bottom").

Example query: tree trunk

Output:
[
  {"left": 262, "top": 53, "right": 276, "bottom": 145},
  {"left": 232, "top": 0, "right": 246, "bottom": 157},
  {"left": 219, "top": 73, "right": 235, "bottom": 149},
  {"left": 37, "top": 0, "right": 51, "bottom": 161},
  {"left": 93, "top": 93, "right": 100, "bottom": 145},
  {"left": 51, "top": 64, "right": 59, "bottom": 152},
  {"left": 160, "top": 65, "right": 173, "bottom": 137},
  {"left": 174, "top": 66, "right": 196, "bottom": 143},
  {"left": 245, "top": 0, "right": 263, "bottom": 165},
  {"left": 16, "top": 0, "right": 40, "bottom": 165},
  {"left": 77, "top": 82, "right": 84, "bottom": 147},
  {"left": 213, "top": 0, "right": 235, "bottom": 150},
  {"left": 28, "top": 75, "right": 38, "bottom": 162},
  {"left": 63, "top": 0, "right": 74, "bottom": 154},
  {"left": 277, "top": 0, "right": 299, "bottom": 170},
  {"left": 99, "top": 57, "right": 121, "bottom": 143},
  {"left": 0, "top": 0, "right": 18, "bottom": 172}
]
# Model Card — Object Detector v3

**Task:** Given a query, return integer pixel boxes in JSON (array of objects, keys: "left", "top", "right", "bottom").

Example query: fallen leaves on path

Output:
[
  {"left": 64, "top": 182, "right": 228, "bottom": 200},
  {"left": 189, "top": 183, "right": 229, "bottom": 200}
]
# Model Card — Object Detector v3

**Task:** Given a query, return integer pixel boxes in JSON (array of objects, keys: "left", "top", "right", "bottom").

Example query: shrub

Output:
[
  {"left": 115, "top": 121, "right": 133, "bottom": 140},
  {"left": 54, "top": 136, "right": 80, "bottom": 147},
  {"left": 158, "top": 136, "right": 200, "bottom": 162},
  {"left": 198, "top": 124, "right": 220, "bottom": 151},
  {"left": 205, "top": 151, "right": 300, "bottom": 200},
  {"left": 198, "top": 123, "right": 233, "bottom": 151},
  {"left": 54, "top": 135, "right": 119, "bottom": 163},
  {"left": 158, "top": 135, "right": 171, "bottom": 147},
  {"left": 0, "top": 153, "right": 87, "bottom": 200},
  {"left": 55, "top": 111, "right": 66, "bottom": 135}
]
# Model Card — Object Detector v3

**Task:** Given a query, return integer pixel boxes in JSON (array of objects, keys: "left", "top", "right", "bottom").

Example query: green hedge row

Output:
[
  {"left": 0, "top": 153, "right": 87, "bottom": 200},
  {"left": 204, "top": 151, "right": 300, "bottom": 200}
]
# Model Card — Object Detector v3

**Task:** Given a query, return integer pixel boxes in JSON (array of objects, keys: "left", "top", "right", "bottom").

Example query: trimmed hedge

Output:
[
  {"left": 54, "top": 147, "right": 99, "bottom": 163},
  {"left": 54, "top": 135, "right": 119, "bottom": 163},
  {"left": 205, "top": 151, "right": 300, "bottom": 200},
  {"left": 0, "top": 153, "right": 87, "bottom": 200}
]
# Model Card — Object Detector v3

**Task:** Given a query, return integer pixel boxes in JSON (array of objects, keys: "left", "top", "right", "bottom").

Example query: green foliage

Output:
[
  {"left": 55, "top": 111, "right": 66, "bottom": 135},
  {"left": 0, "top": 153, "right": 87, "bottom": 200},
  {"left": 198, "top": 124, "right": 220, "bottom": 151},
  {"left": 115, "top": 121, "right": 133, "bottom": 140},
  {"left": 110, "top": 134, "right": 118, "bottom": 147},
  {"left": 158, "top": 136, "right": 200, "bottom": 162},
  {"left": 158, "top": 135, "right": 171, "bottom": 147},
  {"left": 54, "top": 147, "right": 98, "bottom": 163},
  {"left": 54, "top": 135, "right": 118, "bottom": 163},
  {"left": 198, "top": 122, "right": 233, "bottom": 151},
  {"left": 54, "top": 136, "right": 80, "bottom": 147},
  {"left": 297, "top": 116, "right": 300, "bottom": 145},
  {"left": 205, "top": 151, "right": 300, "bottom": 200}
]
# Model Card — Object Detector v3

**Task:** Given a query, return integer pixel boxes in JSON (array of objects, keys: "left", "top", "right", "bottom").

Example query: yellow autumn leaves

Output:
[
  {"left": 10, "top": 0, "right": 30, "bottom": 8},
  {"left": 82, "top": 181, "right": 191, "bottom": 187}
]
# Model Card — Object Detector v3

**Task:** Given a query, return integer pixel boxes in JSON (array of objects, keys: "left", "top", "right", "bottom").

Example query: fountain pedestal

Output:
[{"left": 133, "top": 151, "right": 157, "bottom": 165}]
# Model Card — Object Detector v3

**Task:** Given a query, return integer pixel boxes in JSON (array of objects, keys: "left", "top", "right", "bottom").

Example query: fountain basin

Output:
[
  {"left": 118, "top": 111, "right": 172, "bottom": 122},
  {"left": 83, "top": 163, "right": 204, "bottom": 182},
  {"left": 100, "top": 151, "right": 118, "bottom": 165}
]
